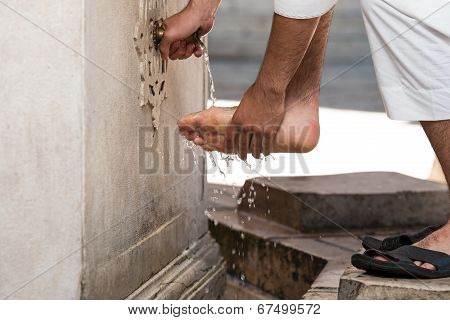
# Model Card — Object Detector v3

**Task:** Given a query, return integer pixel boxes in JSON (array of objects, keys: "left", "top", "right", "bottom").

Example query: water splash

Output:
[
  {"left": 198, "top": 39, "right": 216, "bottom": 106},
  {"left": 247, "top": 181, "right": 256, "bottom": 209},
  {"left": 184, "top": 139, "right": 199, "bottom": 168}
]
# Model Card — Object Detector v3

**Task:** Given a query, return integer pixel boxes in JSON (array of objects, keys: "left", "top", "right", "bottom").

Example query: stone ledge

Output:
[
  {"left": 237, "top": 172, "right": 449, "bottom": 232},
  {"left": 209, "top": 209, "right": 361, "bottom": 299},
  {"left": 338, "top": 266, "right": 450, "bottom": 300},
  {"left": 303, "top": 261, "right": 348, "bottom": 300},
  {"left": 127, "top": 233, "right": 226, "bottom": 300}
]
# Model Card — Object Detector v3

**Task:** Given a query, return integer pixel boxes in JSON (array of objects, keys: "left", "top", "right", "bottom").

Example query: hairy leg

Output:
[
  {"left": 178, "top": 9, "right": 334, "bottom": 154},
  {"left": 274, "top": 9, "right": 334, "bottom": 153},
  {"left": 416, "top": 120, "right": 450, "bottom": 269},
  {"left": 422, "top": 121, "right": 450, "bottom": 186},
  {"left": 375, "top": 120, "right": 450, "bottom": 270},
  {"left": 285, "top": 9, "right": 333, "bottom": 108}
]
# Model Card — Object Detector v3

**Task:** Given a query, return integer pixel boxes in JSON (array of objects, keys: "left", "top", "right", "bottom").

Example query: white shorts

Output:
[
  {"left": 274, "top": 0, "right": 338, "bottom": 19},
  {"left": 361, "top": 0, "right": 450, "bottom": 121}
]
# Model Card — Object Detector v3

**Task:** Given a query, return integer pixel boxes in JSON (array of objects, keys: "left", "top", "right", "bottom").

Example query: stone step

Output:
[
  {"left": 303, "top": 262, "right": 347, "bottom": 300},
  {"left": 236, "top": 172, "right": 449, "bottom": 233},
  {"left": 339, "top": 266, "right": 450, "bottom": 299},
  {"left": 208, "top": 208, "right": 361, "bottom": 299}
]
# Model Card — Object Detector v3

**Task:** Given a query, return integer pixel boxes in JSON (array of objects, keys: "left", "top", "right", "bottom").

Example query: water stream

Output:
[{"left": 198, "top": 40, "right": 216, "bottom": 107}]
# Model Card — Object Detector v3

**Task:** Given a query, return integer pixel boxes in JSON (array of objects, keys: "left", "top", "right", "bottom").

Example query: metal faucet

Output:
[{"left": 152, "top": 20, "right": 202, "bottom": 49}]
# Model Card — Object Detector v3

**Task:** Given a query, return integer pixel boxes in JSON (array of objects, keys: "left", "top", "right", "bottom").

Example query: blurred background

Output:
[{"left": 205, "top": 0, "right": 442, "bottom": 185}]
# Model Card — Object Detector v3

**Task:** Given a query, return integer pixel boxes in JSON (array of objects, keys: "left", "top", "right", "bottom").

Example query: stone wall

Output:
[
  {"left": 0, "top": 0, "right": 84, "bottom": 300},
  {"left": 0, "top": 0, "right": 222, "bottom": 300}
]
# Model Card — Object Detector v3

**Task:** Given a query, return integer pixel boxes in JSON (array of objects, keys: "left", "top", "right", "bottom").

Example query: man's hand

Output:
[
  {"left": 226, "top": 84, "right": 285, "bottom": 160},
  {"left": 159, "top": 0, "right": 220, "bottom": 60}
]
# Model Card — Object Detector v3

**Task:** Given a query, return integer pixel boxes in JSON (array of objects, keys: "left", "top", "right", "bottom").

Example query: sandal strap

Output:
[
  {"left": 394, "top": 246, "right": 450, "bottom": 270},
  {"left": 380, "top": 225, "right": 443, "bottom": 251},
  {"left": 366, "top": 246, "right": 450, "bottom": 270}
]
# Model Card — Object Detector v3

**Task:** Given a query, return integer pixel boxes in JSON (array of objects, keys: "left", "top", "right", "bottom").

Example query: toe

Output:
[
  {"left": 202, "top": 144, "right": 214, "bottom": 152},
  {"left": 186, "top": 131, "right": 199, "bottom": 141},
  {"left": 374, "top": 255, "right": 389, "bottom": 262},
  {"left": 419, "top": 262, "right": 436, "bottom": 271},
  {"left": 178, "top": 112, "right": 201, "bottom": 131},
  {"left": 193, "top": 136, "right": 205, "bottom": 145}
]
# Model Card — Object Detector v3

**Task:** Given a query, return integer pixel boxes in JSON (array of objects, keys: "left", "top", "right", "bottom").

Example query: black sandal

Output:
[
  {"left": 352, "top": 245, "right": 450, "bottom": 279},
  {"left": 362, "top": 225, "right": 443, "bottom": 251}
]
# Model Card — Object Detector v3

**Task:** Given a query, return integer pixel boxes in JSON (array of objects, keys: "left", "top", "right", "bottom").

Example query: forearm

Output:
[
  {"left": 189, "top": 0, "right": 221, "bottom": 25},
  {"left": 255, "top": 14, "right": 320, "bottom": 95}
]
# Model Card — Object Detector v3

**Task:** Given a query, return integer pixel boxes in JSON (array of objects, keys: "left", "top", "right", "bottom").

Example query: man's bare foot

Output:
[
  {"left": 374, "top": 221, "right": 450, "bottom": 270},
  {"left": 178, "top": 96, "right": 320, "bottom": 155}
]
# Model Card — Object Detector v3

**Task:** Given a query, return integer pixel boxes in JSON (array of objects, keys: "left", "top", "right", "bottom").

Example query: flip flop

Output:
[
  {"left": 352, "top": 245, "right": 450, "bottom": 279},
  {"left": 362, "top": 225, "right": 443, "bottom": 251}
]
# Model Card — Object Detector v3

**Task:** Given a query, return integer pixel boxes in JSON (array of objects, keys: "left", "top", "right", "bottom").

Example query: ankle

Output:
[
  {"left": 299, "top": 119, "right": 320, "bottom": 153},
  {"left": 286, "top": 91, "right": 319, "bottom": 110},
  {"left": 437, "top": 222, "right": 450, "bottom": 237}
]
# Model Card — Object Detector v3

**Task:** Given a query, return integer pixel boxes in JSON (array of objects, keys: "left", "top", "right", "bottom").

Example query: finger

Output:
[
  {"left": 250, "top": 132, "right": 262, "bottom": 159},
  {"left": 170, "top": 41, "right": 187, "bottom": 60},
  {"left": 160, "top": 9, "right": 204, "bottom": 58},
  {"left": 169, "top": 45, "right": 185, "bottom": 60},
  {"left": 194, "top": 48, "right": 203, "bottom": 58},
  {"left": 194, "top": 43, "right": 203, "bottom": 57},
  {"left": 181, "top": 43, "right": 195, "bottom": 60},
  {"left": 159, "top": 38, "right": 171, "bottom": 60},
  {"left": 169, "top": 41, "right": 181, "bottom": 56}
]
